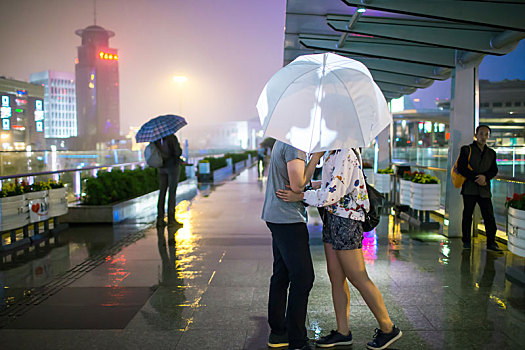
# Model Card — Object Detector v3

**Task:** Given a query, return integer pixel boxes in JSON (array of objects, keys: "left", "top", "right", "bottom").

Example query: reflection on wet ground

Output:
[{"left": 0, "top": 166, "right": 524, "bottom": 349}]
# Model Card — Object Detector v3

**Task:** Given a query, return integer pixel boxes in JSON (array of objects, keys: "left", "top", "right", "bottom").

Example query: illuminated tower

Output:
[{"left": 74, "top": 25, "right": 120, "bottom": 149}]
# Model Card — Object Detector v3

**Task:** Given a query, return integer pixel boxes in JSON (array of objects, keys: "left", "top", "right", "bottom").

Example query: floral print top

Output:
[{"left": 303, "top": 148, "right": 369, "bottom": 221}]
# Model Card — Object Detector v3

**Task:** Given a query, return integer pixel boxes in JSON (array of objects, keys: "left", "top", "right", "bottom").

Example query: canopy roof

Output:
[{"left": 284, "top": 0, "right": 525, "bottom": 100}]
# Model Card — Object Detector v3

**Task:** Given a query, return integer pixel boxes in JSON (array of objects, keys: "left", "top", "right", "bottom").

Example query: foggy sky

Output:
[
  {"left": 1, "top": 0, "right": 524, "bottom": 133},
  {"left": 0, "top": 0, "right": 286, "bottom": 134}
]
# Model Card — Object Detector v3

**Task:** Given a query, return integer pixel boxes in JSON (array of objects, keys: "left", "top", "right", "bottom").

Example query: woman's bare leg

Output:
[
  {"left": 335, "top": 249, "right": 393, "bottom": 333},
  {"left": 324, "top": 243, "right": 350, "bottom": 335}
]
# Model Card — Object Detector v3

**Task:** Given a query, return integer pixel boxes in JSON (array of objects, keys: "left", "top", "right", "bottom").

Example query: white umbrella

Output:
[{"left": 256, "top": 53, "right": 391, "bottom": 153}]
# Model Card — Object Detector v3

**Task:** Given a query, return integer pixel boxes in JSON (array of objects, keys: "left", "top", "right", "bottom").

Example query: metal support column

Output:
[{"left": 444, "top": 66, "right": 479, "bottom": 238}]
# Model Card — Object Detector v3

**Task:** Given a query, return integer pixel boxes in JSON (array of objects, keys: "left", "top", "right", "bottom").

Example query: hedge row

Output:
[
  {"left": 83, "top": 165, "right": 187, "bottom": 205},
  {"left": 198, "top": 150, "right": 254, "bottom": 173}
]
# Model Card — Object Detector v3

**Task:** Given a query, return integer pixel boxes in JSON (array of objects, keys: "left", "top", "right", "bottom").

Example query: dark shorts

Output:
[{"left": 322, "top": 212, "right": 363, "bottom": 250}]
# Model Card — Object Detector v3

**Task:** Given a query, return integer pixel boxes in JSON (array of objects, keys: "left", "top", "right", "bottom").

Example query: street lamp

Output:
[{"left": 173, "top": 75, "right": 188, "bottom": 115}]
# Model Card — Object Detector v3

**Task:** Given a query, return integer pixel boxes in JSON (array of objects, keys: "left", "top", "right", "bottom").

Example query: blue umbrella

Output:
[{"left": 135, "top": 114, "right": 187, "bottom": 142}]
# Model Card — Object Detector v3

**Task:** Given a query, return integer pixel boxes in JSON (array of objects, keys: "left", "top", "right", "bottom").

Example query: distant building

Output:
[
  {"left": 29, "top": 70, "right": 78, "bottom": 141},
  {"left": 74, "top": 24, "right": 120, "bottom": 150},
  {"left": 0, "top": 77, "right": 45, "bottom": 150},
  {"left": 178, "top": 118, "right": 262, "bottom": 155}
]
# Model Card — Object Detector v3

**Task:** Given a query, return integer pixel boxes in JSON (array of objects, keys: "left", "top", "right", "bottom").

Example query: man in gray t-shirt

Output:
[
  {"left": 262, "top": 141, "right": 322, "bottom": 350},
  {"left": 262, "top": 141, "right": 308, "bottom": 223}
]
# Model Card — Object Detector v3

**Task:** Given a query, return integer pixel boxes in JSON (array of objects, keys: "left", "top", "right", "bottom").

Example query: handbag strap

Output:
[{"left": 350, "top": 148, "right": 368, "bottom": 215}]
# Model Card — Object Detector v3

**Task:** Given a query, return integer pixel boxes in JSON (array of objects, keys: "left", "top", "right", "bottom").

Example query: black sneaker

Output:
[
  {"left": 462, "top": 241, "right": 471, "bottom": 249},
  {"left": 268, "top": 332, "right": 289, "bottom": 348},
  {"left": 487, "top": 243, "right": 503, "bottom": 252},
  {"left": 367, "top": 325, "right": 402, "bottom": 350},
  {"left": 289, "top": 345, "right": 313, "bottom": 350},
  {"left": 316, "top": 330, "right": 353, "bottom": 347}
]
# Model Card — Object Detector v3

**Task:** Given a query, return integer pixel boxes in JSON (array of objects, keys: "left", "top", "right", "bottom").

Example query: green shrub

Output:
[
  {"left": 224, "top": 152, "right": 249, "bottom": 163},
  {"left": 199, "top": 157, "right": 227, "bottom": 172},
  {"left": 83, "top": 167, "right": 161, "bottom": 205}
]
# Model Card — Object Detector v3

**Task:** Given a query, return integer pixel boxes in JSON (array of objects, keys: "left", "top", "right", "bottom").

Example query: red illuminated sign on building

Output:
[{"left": 99, "top": 51, "right": 119, "bottom": 61}]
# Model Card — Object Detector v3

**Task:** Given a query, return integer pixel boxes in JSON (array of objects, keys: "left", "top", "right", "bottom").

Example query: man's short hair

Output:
[{"left": 475, "top": 124, "right": 491, "bottom": 134}]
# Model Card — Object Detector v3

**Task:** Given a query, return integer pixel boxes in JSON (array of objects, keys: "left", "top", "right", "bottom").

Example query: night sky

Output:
[{"left": 1, "top": 0, "right": 523, "bottom": 133}]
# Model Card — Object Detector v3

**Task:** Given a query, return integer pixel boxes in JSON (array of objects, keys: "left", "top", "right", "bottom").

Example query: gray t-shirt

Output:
[{"left": 261, "top": 141, "right": 307, "bottom": 224}]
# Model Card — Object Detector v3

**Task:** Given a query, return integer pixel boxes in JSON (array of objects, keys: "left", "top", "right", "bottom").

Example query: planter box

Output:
[
  {"left": 211, "top": 164, "right": 234, "bottom": 183},
  {"left": 374, "top": 173, "right": 392, "bottom": 194},
  {"left": 48, "top": 187, "right": 68, "bottom": 217},
  {"left": 63, "top": 178, "right": 198, "bottom": 224},
  {"left": 0, "top": 195, "right": 29, "bottom": 231},
  {"left": 234, "top": 160, "right": 247, "bottom": 173},
  {"left": 410, "top": 182, "right": 440, "bottom": 211},
  {"left": 363, "top": 168, "right": 374, "bottom": 185},
  {"left": 399, "top": 179, "right": 412, "bottom": 205},
  {"left": 26, "top": 190, "right": 49, "bottom": 223},
  {"left": 508, "top": 207, "right": 525, "bottom": 257}
]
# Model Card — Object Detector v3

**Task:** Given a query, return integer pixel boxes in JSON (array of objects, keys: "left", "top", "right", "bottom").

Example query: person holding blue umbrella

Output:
[{"left": 136, "top": 114, "right": 186, "bottom": 226}]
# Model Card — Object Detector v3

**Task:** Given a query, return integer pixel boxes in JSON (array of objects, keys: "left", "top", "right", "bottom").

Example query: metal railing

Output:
[{"left": 0, "top": 161, "right": 146, "bottom": 202}]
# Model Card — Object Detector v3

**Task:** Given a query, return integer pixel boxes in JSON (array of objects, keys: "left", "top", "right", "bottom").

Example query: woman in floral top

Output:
[{"left": 277, "top": 148, "right": 401, "bottom": 350}]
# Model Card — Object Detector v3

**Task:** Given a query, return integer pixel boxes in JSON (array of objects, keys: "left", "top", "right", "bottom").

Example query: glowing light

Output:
[
  {"left": 104, "top": 53, "right": 108, "bottom": 59},
  {"left": 88, "top": 82, "right": 94, "bottom": 89},
  {"left": 357, "top": 7, "right": 366, "bottom": 13},
  {"left": 1, "top": 133, "right": 9, "bottom": 139},
  {"left": 99, "top": 52, "right": 104, "bottom": 58},
  {"left": 173, "top": 76, "right": 188, "bottom": 83}
]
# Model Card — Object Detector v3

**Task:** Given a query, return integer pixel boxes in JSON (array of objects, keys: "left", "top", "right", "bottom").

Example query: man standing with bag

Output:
[
  {"left": 155, "top": 133, "right": 182, "bottom": 227},
  {"left": 457, "top": 125, "right": 502, "bottom": 251}
]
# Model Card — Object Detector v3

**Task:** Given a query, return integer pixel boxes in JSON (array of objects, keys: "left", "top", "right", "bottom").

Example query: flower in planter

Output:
[
  {"left": 0, "top": 182, "right": 26, "bottom": 198},
  {"left": 506, "top": 193, "right": 525, "bottom": 210},
  {"left": 47, "top": 179, "right": 65, "bottom": 189},
  {"left": 402, "top": 170, "right": 425, "bottom": 181},
  {"left": 377, "top": 167, "right": 393, "bottom": 174},
  {"left": 411, "top": 173, "right": 439, "bottom": 184},
  {"left": 29, "top": 181, "right": 51, "bottom": 192}
]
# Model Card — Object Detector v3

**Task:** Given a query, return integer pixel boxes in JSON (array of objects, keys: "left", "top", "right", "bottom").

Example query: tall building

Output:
[
  {"left": 0, "top": 77, "right": 45, "bottom": 150},
  {"left": 29, "top": 71, "right": 78, "bottom": 140},
  {"left": 74, "top": 25, "right": 120, "bottom": 150}
]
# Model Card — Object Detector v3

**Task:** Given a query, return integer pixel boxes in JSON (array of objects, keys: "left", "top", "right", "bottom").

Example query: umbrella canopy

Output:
[
  {"left": 256, "top": 53, "right": 391, "bottom": 153},
  {"left": 135, "top": 114, "right": 187, "bottom": 143}
]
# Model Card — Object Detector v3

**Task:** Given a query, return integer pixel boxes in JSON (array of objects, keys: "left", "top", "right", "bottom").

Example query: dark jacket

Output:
[
  {"left": 457, "top": 141, "right": 498, "bottom": 198},
  {"left": 154, "top": 134, "right": 182, "bottom": 168}
]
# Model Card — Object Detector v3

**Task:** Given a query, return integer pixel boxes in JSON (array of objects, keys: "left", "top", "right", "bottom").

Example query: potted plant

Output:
[
  {"left": 399, "top": 171, "right": 418, "bottom": 205},
  {"left": 374, "top": 167, "right": 393, "bottom": 194},
  {"left": 0, "top": 182, "right": 29, "bottom": 231},
  {"left": 362, "top": 161, "right": 374, "bottom": 185},
  {"left": 410, "top": 173, "right": 440, "bottom": 211},
  {"left": 26, "top": 181, "right": 51, "bottom": 223},
  {"left": 506, "top": 193, "right": 525, "bottom": 257},
  {"left": 48, "top": 180, "right": 68, "bottom": 217}
]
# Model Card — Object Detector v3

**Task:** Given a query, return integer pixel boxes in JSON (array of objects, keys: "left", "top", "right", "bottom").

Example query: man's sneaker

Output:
[
  {"left": 462, "top": 241, "right": 471, "bottom": 249},
  {"left": 316, "top": 330, "right": 353, "bottom": 347},
  {"left": 487, "top": 243, "right": 503, "bottom": 252},
  {"left": 268, "top": 332, "right": 288, "bottom": 348},
  {"left": 290, "top": 345, "right": 313, "bottom": 350},
  {"left": 366, "top": 325, "right": 402, "bottom": 350}
]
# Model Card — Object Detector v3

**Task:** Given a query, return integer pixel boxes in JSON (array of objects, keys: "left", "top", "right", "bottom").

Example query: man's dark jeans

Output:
[
  {"left": 158, "top": 163, "right": 180, "bottom": 220},
  {"left": 266, "top": 222, "right": 314, "bottom": 349},
  {"left": 462, "top": 194, "right": 497, "bottom": 246}
]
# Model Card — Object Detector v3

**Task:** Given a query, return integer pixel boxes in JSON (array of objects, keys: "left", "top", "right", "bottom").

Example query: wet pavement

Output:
[{"left": 0, "top": 166, "right": 524, "bottom": 349}]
